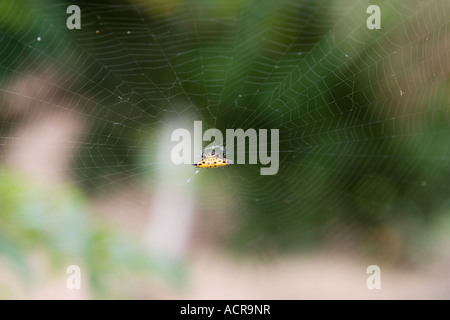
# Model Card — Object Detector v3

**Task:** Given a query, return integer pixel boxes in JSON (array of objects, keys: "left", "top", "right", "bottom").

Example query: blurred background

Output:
[{"left": 0, "top": 0, "right": 449, "bottom": 299}]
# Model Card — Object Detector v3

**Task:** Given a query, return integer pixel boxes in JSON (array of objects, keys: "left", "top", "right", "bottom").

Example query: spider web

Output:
[{"left": 0, "top": 0, "right": 449, "bottom": 252}]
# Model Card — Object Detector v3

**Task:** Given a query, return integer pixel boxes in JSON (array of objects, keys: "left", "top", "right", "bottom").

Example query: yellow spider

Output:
[{"left": 192, "top": 148, "right": 232, "bottom": 168}]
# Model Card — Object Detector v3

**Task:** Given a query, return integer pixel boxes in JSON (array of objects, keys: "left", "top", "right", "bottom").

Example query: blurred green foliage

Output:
[{"left": 0, "top": 168, "right": 182, "bottom": 298}]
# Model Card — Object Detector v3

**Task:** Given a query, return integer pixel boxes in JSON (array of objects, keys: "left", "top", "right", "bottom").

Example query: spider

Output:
[{"left": 192, "top": 146, "right": 232, "bottom": 168}]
